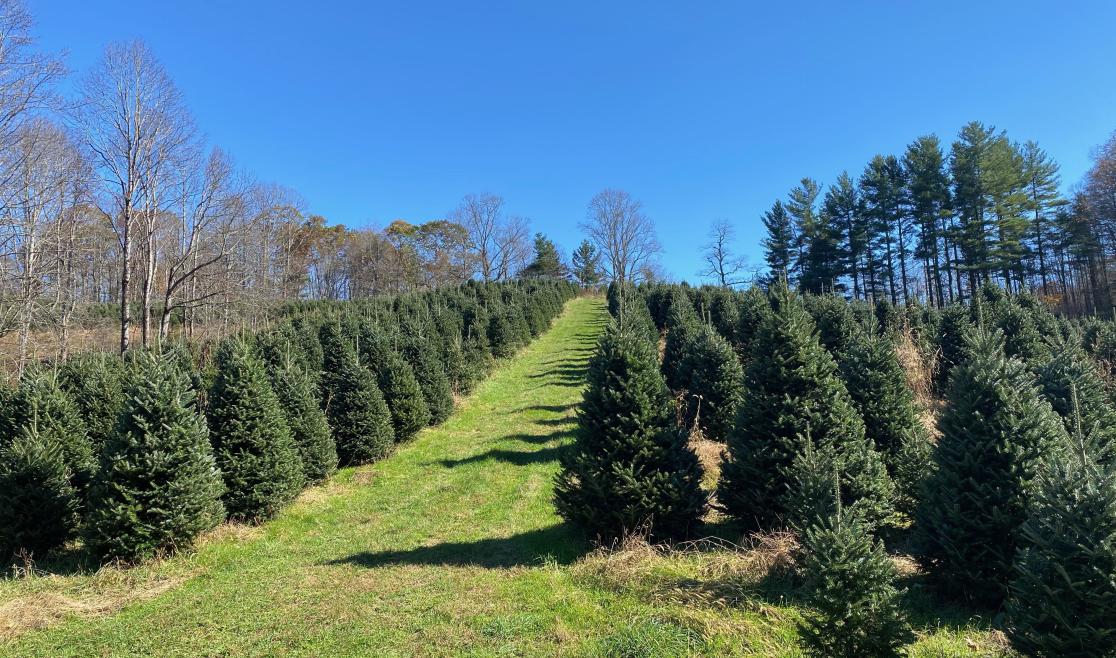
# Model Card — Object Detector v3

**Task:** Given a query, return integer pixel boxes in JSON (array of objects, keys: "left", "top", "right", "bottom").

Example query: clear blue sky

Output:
[{"left": 31, "top": 1, "right": 1116, "bottom": 281}]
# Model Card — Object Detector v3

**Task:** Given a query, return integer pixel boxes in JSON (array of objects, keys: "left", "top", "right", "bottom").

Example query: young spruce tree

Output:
[
  {"left": 554, "top": 327, "right": 706, "bottom": 542},
  {"left": 85, "top": 352, "right": 225, "bottom": 562},
  {"left": 207, "top": 339, "right": 304, "bottom": 522}
]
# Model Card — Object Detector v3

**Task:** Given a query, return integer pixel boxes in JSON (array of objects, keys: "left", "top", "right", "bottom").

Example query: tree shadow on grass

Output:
[
  {"left": 436, "top": 445, "right": 568, "bottom": 468},
  {"left": 514, "top": 403, "right": 577, "bottom": 414},
  {"left": 325, "top": 524, "right": 587, "bottom": 569}
]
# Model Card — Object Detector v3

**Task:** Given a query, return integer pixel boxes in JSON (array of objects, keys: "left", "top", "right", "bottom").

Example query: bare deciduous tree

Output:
[
  {"left": 582, "top": 188, "right": 661, "bottom": 284},
  {"left": 699, "top": 219, "right": 748, "bottom": 287},
  {"left": 451, "top": 193, "right": 531, "bottom": 281}
]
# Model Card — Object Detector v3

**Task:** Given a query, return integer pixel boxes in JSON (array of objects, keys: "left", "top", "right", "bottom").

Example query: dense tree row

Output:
[
  {"left": 559, "top": 280, "right": 1116, "bottom": 658},
  {"left": 760, "top": 123, "right": 1116, "bottom": 318},
  {"left": 0, "top": 279, "right": 575, "bottom": 564}
]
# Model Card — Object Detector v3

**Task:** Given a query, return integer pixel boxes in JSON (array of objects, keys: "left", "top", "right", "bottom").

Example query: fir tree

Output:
[
  {"left": 319, "top": 323, "right": 395, "bottom": 465},
  {"left": 677, "top": 325, "right": 744, "bottom": 442},
  {"left": 487, "top": 308, "right": 519, "bottom": 358},
  {"left": 0, "top": 425, "right": 80, "bottom": 561},
  {"left": 554, "top": 327, "right": 706, "bottom": 541},
  {"left": 719, "top": 286, "right": 894, "bottom": 531},
  {"left": 1006, "top": 425, "right": 1116, "bottom": 658},
  {"left": 207, "top": 339, "right": 304, "bottom": 522},
  {"left": 374, "top": 348, "right": 431, "bottom": 441},
  {"left": 401, "top": 332, "right": 455, "bottom": 425},
  {"left": 520, "top": 233, "right": 566, "bottom": 279},
  {"left": 798, "top": 502, "right": 914, "bottom": 658},
  {"left": 839, "top": 331, "right": 932, "bottom": 517},
  {"left": 1037, "top": 342, "right": 1116, "bottom": 463},
  {"left": 934, "top": 305, "right": 974, "bottom": 392},
  {"left": 571, "top": 239, "right": 603, "bottom": 288},
  {"left": 733, "top": 286, "right": 770, "bottom": 362},
  {"left": 85, "top": 352, "right": 225, "bottom": 562},
  {"left": 57, "top": 352, "right": 125, "bottom": 454},
  {"left": 269, "top": 356, "right": 337, "bottom": 483},
  {"left": 916, "top": 330, "right": 1066, "bottom": 606}
]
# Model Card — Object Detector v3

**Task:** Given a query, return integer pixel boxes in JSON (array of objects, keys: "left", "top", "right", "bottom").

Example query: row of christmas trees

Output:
[
  {"left": 0, "top": 280, "right": 577, "bottom": 566},
  {"left": 557, "top": 281, "right": 1115, "bottom": 658}
]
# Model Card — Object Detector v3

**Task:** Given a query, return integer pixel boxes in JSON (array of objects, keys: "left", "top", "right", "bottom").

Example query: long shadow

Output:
[
  {"left": 436, "top": 445, "right": 568, "bottom": 468},
  {"left": 326, "top": 524, "right": 587, "bottom": 569},
  {"left": 515, "top": 403, "right": 577, "bottom": 414}
]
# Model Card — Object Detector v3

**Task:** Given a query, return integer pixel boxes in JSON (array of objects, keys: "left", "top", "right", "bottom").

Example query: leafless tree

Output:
[
  {"left": 74, "top": 39, "right": 195, "bottom": 352},
  {"left": 699, "top": 219, "right": 748, "bottom": 287},
  {"left": 582, "top": 188, "right": 661, "bottom": 284},
  {"left": 451, "top": 193, "right": 531, "bottom": 281}
]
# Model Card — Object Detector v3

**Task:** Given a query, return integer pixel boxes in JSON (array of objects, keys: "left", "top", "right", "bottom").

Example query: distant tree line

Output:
[{"left": 760, "top": 121, "right": 1116, "bottom": 316}]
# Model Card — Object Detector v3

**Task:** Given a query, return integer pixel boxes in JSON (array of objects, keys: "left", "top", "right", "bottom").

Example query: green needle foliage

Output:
[
  {"left": 916, "top": 330, "right": 1066, "bottom": 606},
  {"left": 269, "top": 357, "right": 337, "bottom": 483},
  {"left": 555, "top": 326, "right": 706, "bottom": 542},
  {"left": 57, "top": 352, "right": 125, "bottom": 454},
  {"left": 372, "top": 346, "right": 431, "bottom": 441},
  {"left": 934, "top": 305, "right": 974, "bottom": 392},
  {"left": 1006, "top": 425, "right": 1116, "bottom": 658},
  {"left": 0, "top": 424, "right": 81, "bottom": 562},
  {"left": 677, "top": 324, "right": 744, "bottom": 442},
  {"left": 1036, "top": 341, "right": 1116, "bottom": 464},
  {"left": 207, "top": 339, "right": 304, "bottom": 523},
  {"left": 319, "top": 322, "right": 395, "bottom": 465},
  {"left": 719, "top": 286, "right": 894, "bottom": 531},
  {"left": 401, "top": 331, "right": 455, "bottom": 426},
  {"left": 798, "top": 503, "right": 914, "bottom": 658},
  {"left": 85, "top": 352, "right": 225, "bottom": 563}
]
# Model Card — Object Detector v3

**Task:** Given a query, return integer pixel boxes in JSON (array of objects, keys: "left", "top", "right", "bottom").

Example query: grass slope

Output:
[{"left": 0, "top": 297, "right": 1011, "bottom": 657}]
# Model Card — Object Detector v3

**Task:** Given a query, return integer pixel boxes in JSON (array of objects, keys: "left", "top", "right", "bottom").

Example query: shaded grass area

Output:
[{"left": 0, "top": 297, "right": 1011, "bottom": 657}]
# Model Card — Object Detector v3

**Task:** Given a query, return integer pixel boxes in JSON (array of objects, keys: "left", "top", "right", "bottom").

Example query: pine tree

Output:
[
  {"left": 798, "top": 503, "right": 914, "bottom": 658},
  {"left": 207, "top": 339, "right": 304, "bottom": 522},
  {"left": 761, "top": 200, "right": 795, "bottom": 284},
  {"left": 520, "top": 233, "right": 567, "bottom": 279},
  {"left": 905, "top": 134, "right": 953, "bottom": 308},
  {"left": 916, "top": 330, "right": 1066, "bottom": 606},
  {"left": 677, "top": 325, "right": 743, "bottom": 442},
  {"left": 85, "top": 352, "right": 225, "bottom": 562},
  {"left": 571, "top": 239, "right": 603, "bottom": 288},
  {"left": 269, "top": 356, "right": 337, "bottom": 483},
  {"left": 1006, "top": 425, "right": 1116, "bottom": 658},
  {"left": 0, "top": 425, "right": 81, "bottom": 561},
  {"left": 554, "top": 327, "right": 706, "bottom": 542},
  {"left": 319, "top": 322, "right": 395, "bottom": 465},
  {"left": 57, "top": 352, "right": 125, "bottom": 454},
  {"left": 718, "top": 286, "right": 894, "bottom": 531},
  {"left": 839, "top": 332, "right": 932, "bottom": 517},
  {"left": 4, "top": 368, "right": 96, "bottom": 497}
]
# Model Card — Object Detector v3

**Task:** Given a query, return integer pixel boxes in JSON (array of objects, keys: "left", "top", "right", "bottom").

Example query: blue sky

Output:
[{"left": 31, "top": 1, "right": 1116, "bottom": 281}]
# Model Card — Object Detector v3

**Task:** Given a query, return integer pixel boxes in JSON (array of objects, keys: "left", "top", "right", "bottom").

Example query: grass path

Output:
[{"left": 1, "top": 297, "right": 1009, "bottom": 657}]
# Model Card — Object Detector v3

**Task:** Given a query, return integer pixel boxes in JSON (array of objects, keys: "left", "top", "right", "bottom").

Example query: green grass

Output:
[{"left": 0, "top": 297, "right": 1012, "bottom": 657}]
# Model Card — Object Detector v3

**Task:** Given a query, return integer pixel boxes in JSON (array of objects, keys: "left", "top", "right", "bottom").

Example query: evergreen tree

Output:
[
  {"left": 718, "top": 286, "right": 894, "bottom": 531},
  {"left": 733, "top": 286, "right": 770, "bottom": 362},
  {"left": 85, "top": 352, "right": 225, "bottom": 562},
  {"left": 762, "top": 200, "right": 795, "bottom": 284},
  {"left": 1021, "top": 141, "right": 1065, "bottom": 297},
  {"left": 661, "top": 288, "right": 700, "bottom": 391},
  {"left": 0, "top": 425, "right": 80, "bottom": 561},
  {"left": 207, "top": 339, "right": 304, "bottom": 522},
  {"left": 677, "top": 325, "right": 744, "bottom": 442},
  {"left": 401, "top": 332, "right": 455, "bottom": 425},
  {"left": 786, "top": 178, "right": 822, "bottom": 284},
  {"left": 824, "top": 172, "right": 865, "bottom": 298},
  {"left": 571, "top": 239, "right": 603, "bottom": 288},
  {"left": 486, "top": 308, "right": 519, "bottom": 358},
  {"left": 1037, "top": 342, "right": 1116, "bottom": 463},
  {"left": 798, "top": 505, "right": 914, "bottom": 658},
  {"left": 708, "top": 288, "right": 740, "bottom": 344},
  {"left": 905, "top": 134, "right": 954, "bottom": 308},
  {"left": 554, "top": 327, "right": 706, "bottom": 541},
  {"left": 57, "top": 352, "right": 125, "bottom": 454},
  {"left": 269, "top": 356, "right": 337, "bottom": 483},
  {"left": 916, "top": 330, "right": 1066, "bottom": 606},
  {"left": 934, "top": 305, "right": 974, "bottom": 392},
  {"left": 806, "top": 294, "right": 859, "bottom": 360},
  {"left": 375, "top": 348, "right": 431, "bottom": 440},
  {"left": 839, "top": 332, "right": 932, "bottom": 517},
  {"left": 859, "top": 155, "right": 909, "bottom": 304},
  {"left": 1006, "top": 429, "right": 1116, "bottom": 658},
  {"left": 319, "top": 323, "right": 395, "bottom": 465},
  {"left": 520, "top": 233, "right": 567, "bottom": 279}
]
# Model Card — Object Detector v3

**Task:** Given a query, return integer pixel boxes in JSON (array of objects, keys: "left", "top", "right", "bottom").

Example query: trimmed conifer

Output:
[
  {"left": 733, "top": 286, "right": 770, "bottom": 362},
  {"left": 401, "top": 332, "right": 455, "bottom": 426},
  {"left": 269, "top": 356, "right": 337, "bottom": 483},
  {"left": 554, "top": 327, "right": 706, "bottom": 542},
  {"left": 916, "top": 330, "right": 1066, "bottom": 606},
  {"left": 375, "top": 349, "right": 431, "bottom": 440},
  {"left": 1006, "top": 429, "right": 1116, "bottom": 658},
  {"left": 207, "top": 339, "right": 304, "bottom": 522},
  {"left": 798, "top": 506, "right": 914, "bottom": 658},
  {"left": 57, "top": 352, "right": 125, "bottom": 454},
  {"left": 0, "top": 425, "right": 81, "bottom": 561},
  {"left": 1037, "top": 342, "right": 1116, "bottom": 464},
  {"left": 934, "top": 305, "right": 974, "bottom": 392},
  {"left": 677, "top": 325, "right": 744, "bottom": 442},
  {"left": 487, "top": 309, "right": 519, "bottom": 358},
  {"left": 84, "top": 352, "right": 225, "bottom": 562},
  {"left": 839, "top": 331, "right": 932, "bottom": 517},
  {"left": 718, "top": 286, "right": 894, "bottom": 531},
  {"left": 319, "top": 323, "right": 395, "bottom": 465}
]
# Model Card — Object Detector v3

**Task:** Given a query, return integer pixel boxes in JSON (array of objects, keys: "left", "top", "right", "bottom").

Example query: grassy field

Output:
[{"left": 0, "top": 297, "right": 1011, "bottom": 657}]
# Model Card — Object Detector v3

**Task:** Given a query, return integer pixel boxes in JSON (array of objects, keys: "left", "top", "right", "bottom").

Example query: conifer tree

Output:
[
  {"left": 1037, "top": 342, "right": 1116, "bottom": 463},
  {"left": 734, "top": 286, "right": 770, "bottom": 362},
  {"left": 661, "top": 289, "right": 700, "bottom": 391},
  {"left": 319, "top": 323, "right": 395, "bottom": 465},
  {"left": 269, "top": 356, "right": 337, "bottom": 483},
  {"left": 677, "top": 325, "right": 743, "bottom": 442},
  {"left": 839, "top": 331, "right": 932, "bottom": 517},
  {"left": 1006, "top": 424, "right": 1116, "bottom": 658},
  {"left": 57, "top": 352, "right": 125, "bottom": 454},
  {"left": 916, "top": 330, "right": 1066, "bottom": 606},
  {"left": 85, "top": 352, "right": 225, "bottom": 562},
  {"left": 374, "top": 349, "right": 431, "bottom": 441},
  {"left": 571, "top": 239, "right": 603, "bottom": 288},
  {"left": 401, "top": 332, "right": 455, "bottom": 425},
  {"left": 0, "top": 425, "right": 80, "bottom": 561},
  {"left": 798, "top": 502, "right": 914, "bottom": 658},
  {"left": 554, "top": 327, "right": 706, "bottom": 541},
  {"left": 487, "top": 308, "right": 519, "bottom": 358},
  {"left": 207, "top": 339, "right": 304, "bottom": 522},
  {"left": 934, "top": 305, "right": 974, "bottom": 392},
  {"left": 761, "top": 200, "right": 795, "bottom": 284},
  {"left": 718, "top": 286, "right": 894, "bottom": 531}
]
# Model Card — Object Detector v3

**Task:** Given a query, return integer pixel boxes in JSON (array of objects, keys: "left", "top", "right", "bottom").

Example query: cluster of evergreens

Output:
[
  {"left": 560, "top": 280, "right": 1115, "bottom": 658},
  {"left": 0, "top": 279, "right": 576, "bottom": 565}
]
